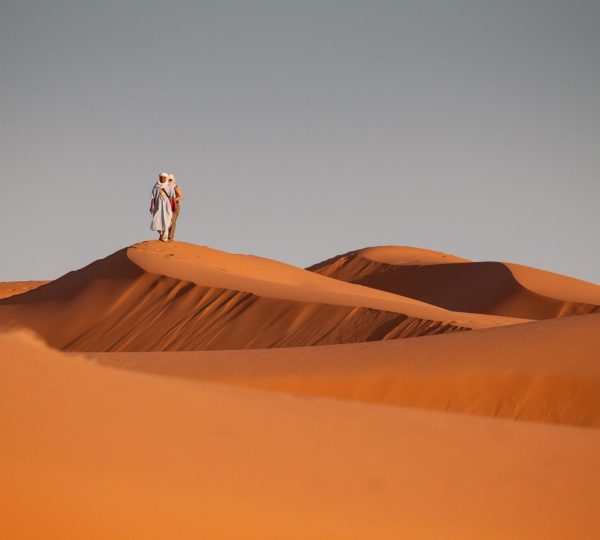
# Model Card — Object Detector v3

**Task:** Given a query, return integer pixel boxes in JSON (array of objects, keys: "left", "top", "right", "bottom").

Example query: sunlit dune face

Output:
[
  {"left": 1, "top": 240, "right": 600, "bottom": 539},
  {"left": 0, "top": 281, "right": 48, "bottom": 300},
  {"left": 2, "top": 330, "right": 600, "bottom": 539}
]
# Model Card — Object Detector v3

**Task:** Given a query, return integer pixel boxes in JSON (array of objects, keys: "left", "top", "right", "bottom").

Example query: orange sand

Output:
[
  {"left": 0, "top": 281, "right": 48, "bottom": 299},
  {"left": 93, "top": 312, "right": 600, "bottom": 428},
  {"left": 2, "top": 330, "right": 600, "bottom": 539},
  {"left": 309, "top": 246, "right": 600, "bottom": 319},
  {"left": 0, "top": 242, "right": 525, "bottom": 351}
]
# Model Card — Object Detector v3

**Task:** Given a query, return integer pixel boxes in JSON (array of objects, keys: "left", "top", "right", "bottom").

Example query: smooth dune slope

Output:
[
  {"left": 2, "top": 330, "right": 600, "bottom": 540},
  {"left": 0, "top": 281, "right": 48, "bottom": 299},
  {"left": 0, "top": 242, "right": 523, "bottom": 352},
  {"left": 309, "top": 246, "right": 600, "bottom": 319},
  {"left": 93, "top": 312, "right": 600, "bottom": 428}
]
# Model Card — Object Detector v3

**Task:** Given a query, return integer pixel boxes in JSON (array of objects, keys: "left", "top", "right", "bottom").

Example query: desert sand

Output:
[
  {"left": 309, "top": 246, "right": 600, "bottom": 319},
  {"left": 92, "top": 312, "right": 600, "bottom": 428},
  {"left": 2, "top": 240, "right": 599, "bottom": 538},
  {"left": 0, "top": 280, "right": 47, "bottom": 299},
  {"left": 0, "top": 242, "right": 525, "bottom": 352},
  {"left": 2, "top": 330, "right": 600, "bottom": 539}
]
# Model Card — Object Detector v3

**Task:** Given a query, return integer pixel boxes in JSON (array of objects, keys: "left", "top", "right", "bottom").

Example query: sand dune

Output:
[
  {"left": 92, "top": 312, "right": 600, "bottom": 428},
  {"left": 0, "top": 241, "right": 523, "bottom": 352},
  {"left": 3, "top": 240, "right": 599, "bottom": 538},
  {"left": 0, "top": 281, "right": 48, "bottom": 299},
  {"left": 309, "top": 246, "right": 600, "bottom": 319},
  {"left": 2, "top": 330, "right": 600, "bottom": 539}
]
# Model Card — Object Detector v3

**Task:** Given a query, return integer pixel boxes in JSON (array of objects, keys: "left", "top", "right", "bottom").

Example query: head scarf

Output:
[{"left": 153, "top": 175, "right": 173, "bottom": 199}]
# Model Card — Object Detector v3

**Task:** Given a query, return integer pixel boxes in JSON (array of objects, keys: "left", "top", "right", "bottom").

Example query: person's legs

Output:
[{"left": 168, "top": 208, "right": 179, "bottom": 240}]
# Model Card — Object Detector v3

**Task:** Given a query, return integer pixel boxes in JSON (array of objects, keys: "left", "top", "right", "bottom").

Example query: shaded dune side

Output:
[
  {"left": 128, "top": 241, "right": 525, "bottom": 328},
  {"left": 308, "top": 250, "right": 600, "bottom": 320},
  {"left": 93, "top": 313, "right": 600, "bottom": 428},
  {"left": 0, "top": 250, "right": 466, "bottom": 352}
]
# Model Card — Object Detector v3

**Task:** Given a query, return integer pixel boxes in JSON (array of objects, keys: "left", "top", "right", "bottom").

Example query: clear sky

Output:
[{"left": 1, "top": 0, "right": 599, "bottom": 283}]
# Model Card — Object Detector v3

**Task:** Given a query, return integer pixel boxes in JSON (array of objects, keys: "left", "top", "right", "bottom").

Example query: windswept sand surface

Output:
[
  {"left": 93, "top": 312, "right": 600, "bottom": 428},
  {"left": 309, "top": 246, "right": 600, "bottom": 319},
  {"left": 2, "top": 330, "right": 600, "bottom": 540},
  {"left": 3, "top": 240, "right": 599, "bottom": 538},
  {"left": 0, "top": 242, "right": 523, "bottom": 352}
]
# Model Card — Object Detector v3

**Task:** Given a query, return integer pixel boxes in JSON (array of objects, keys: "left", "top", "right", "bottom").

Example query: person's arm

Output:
[
  {"left": 150, "top": 195, "right": 155, "bottom": 214},
  {"left": 175, "top": 185, "right": 183, "bottom": 201}
]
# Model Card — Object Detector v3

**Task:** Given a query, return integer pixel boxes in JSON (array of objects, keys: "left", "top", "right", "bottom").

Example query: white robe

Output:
[{"left": 150, "top": 182, "right": 173, "bottom": 233}]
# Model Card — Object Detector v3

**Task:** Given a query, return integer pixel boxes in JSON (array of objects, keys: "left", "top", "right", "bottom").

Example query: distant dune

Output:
[
  {"left": 2, "top": 330, "right": 600, "bottom": 540},
  {"left": 0, "top": 281, "right": 48, "bottom": 299},
  {"left": 308, "top": 246, "right": 600, "bottom": 319},
  {"left": 0, "top": 242, "right": 522, "bottom": 352}
]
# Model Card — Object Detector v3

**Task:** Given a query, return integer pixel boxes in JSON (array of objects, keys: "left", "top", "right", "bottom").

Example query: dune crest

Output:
[
  {"left": 361, "top": 245, "right": 471, "bottom": 265},
  {"left": 3, "top": 240, "right": 600, "bottom": 538},
  {"left": 0, "top": 241, "right": 527, "bottom": 352},
  {"left": 309, "top": 246, "right": 600, "bottom": 320}
]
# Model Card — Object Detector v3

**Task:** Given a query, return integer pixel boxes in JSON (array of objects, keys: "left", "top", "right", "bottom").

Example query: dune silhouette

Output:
[
  {"left": 0, "top": 241, "right": 525, "bottom": 352},
  {"left": 308, "top": 246, "right": 600, "bottom": 319}
]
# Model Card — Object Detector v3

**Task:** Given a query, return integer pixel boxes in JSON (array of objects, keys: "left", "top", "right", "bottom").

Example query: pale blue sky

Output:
[{"left": 1, "top": 0, "right": 599, "bottom": 283}]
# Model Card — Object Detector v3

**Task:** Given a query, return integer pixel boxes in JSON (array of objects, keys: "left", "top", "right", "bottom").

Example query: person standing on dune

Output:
[
  {"left": 150, "top": 172, "right": 173, "bottom": 242},
  {"left": 167, "top": 173, "right": 183, "bottom": 241}
]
